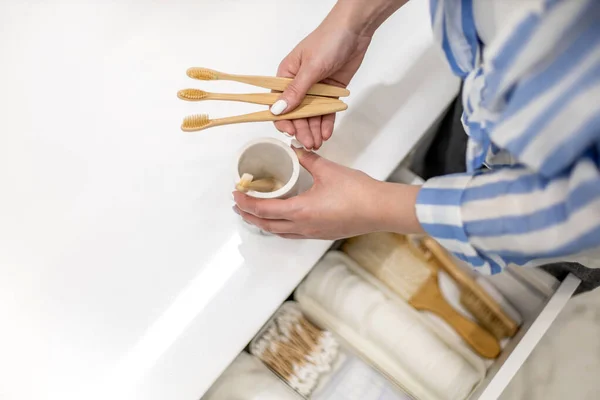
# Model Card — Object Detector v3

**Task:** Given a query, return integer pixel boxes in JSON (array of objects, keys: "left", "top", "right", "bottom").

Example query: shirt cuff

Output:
[{"left": 415, "top": 173, "right": 500, "bottom": 275}]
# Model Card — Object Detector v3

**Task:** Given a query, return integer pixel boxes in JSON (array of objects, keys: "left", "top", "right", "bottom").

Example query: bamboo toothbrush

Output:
[
  {"left": 342, "top": 232, "right": 501, "bottom": 359},
  {"left": 418, "top": 237, "right": 520, "bottom": 339},
  {"left": 177, "top": 89, "right": 337, "bottom": 105},
  {"left": 236, "top": 173, "right": 254, "bottom": 192},
  {"left": 186, "top": 67, "right": 350, "bottom": 98},
  {"left": 235, "top": 173, "right": 281, "bottom": 193},
  {"left": 181, "top": 101, "right": 348, "bottom": 132}
]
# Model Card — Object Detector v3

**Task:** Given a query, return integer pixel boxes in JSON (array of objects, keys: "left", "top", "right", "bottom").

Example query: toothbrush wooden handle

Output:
[
  {"left": 209, "top": 92, "right": 340, "bottom": 106},
  {"left": 223, "top": 73, "right": 349, "bottom": 98},
  {"left": 212, "top": 102, "right": 348, "bottom": 128},
  {"left": 409, "top": 276, "right": 502, "bottom": 359},
  {"left": 247, "top": 179, "right": 278, "bottom": 192}
]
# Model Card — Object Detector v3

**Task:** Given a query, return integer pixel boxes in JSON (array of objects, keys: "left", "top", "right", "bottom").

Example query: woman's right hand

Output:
[{"left": 271, "top": 17, "right": 372, "bottom": 150}]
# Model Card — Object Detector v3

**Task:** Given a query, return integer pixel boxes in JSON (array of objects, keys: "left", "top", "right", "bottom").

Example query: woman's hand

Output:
[
  {"left": 271, "top": 0, "right": 409, "bottom": 150},
  {"left": 270, "top": 16, "right": 372, "bottom": 150},
  {"left": 233, "top": 147, "right": 424, "bottom": 240}
]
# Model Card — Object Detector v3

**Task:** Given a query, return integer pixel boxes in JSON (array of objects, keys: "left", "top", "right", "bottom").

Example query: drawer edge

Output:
[{"left": 472, "top": 273, "right": 581, "bottom": 400}]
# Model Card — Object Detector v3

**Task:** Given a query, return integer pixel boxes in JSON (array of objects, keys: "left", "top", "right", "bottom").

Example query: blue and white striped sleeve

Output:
[{"left": 415, "top": 156, "right": 600, "bottom": 275}]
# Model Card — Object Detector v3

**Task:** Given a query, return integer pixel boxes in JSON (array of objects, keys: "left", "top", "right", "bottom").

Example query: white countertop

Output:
[{"left": 0, "top": 1, "right": 458, "bottom": 399}]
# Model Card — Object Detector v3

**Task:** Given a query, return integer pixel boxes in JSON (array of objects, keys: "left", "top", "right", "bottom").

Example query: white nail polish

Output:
[
  {"left": 291, "top": 140, "right": 312, "bottom": 152},
  {"left": 270, "top": 99, "right": 287, "bottom": 115}
]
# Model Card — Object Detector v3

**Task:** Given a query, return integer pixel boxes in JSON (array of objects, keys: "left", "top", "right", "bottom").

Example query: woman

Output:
[{"left": 233, "top": 0, "right": 600, "bottom": 277}]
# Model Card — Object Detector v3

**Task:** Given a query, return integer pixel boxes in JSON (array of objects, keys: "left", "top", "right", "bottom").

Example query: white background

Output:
[{"left": 0, "top": 1, "right": 458, "bottom": 399}]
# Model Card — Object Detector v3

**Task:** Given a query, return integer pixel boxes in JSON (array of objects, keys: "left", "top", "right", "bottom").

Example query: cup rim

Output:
[{"left": 235, "top": 137, "right": 300, "bottom": 199}]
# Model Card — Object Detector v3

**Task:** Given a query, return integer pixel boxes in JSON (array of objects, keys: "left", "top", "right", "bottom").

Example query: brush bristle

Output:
[
  {"left": 177, "top": 89, "right": 208, "bottom": 101},
  {"left": 342, "top": 233, "right": 432, "bottom": 299},
  {"left": 461, "top": 290, "right": 516, "bottom": 339},
  {"left": 181, "top": 114, "right": 210, "bottom": 131},
  {"left": 186, "top": 67, "right": 217, "bottom": 80}
]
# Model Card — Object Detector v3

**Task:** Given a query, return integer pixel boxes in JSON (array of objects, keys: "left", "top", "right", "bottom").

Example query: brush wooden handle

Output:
[
  {"left": 421, "top": 237, "right": 478, "bottom": 287},
  {"left": 220, "top": 72, "right": 349, "bottom": 98},
  {"left": 202, "top": 92, "right": 338, "bottom": 106},
  {"left": 210, "top": 102, "right": 348, "bottom": 129},
  {"left": 422, "top": 237, "right": 519, "bottom": 335},
  {"left": 409, "top": 275, "right": 501, "bottom": 359},
  {"left": 247, "top": 179, "right": 278, "bottom": 192}
]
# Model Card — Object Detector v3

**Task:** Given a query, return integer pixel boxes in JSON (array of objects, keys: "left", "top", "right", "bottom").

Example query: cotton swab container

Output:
[
  {"left": 249, "top": 302, "right": 340, "bottom": 397},
  {"left": 249, "top": 301, "right": 412, "bottom": 400}
]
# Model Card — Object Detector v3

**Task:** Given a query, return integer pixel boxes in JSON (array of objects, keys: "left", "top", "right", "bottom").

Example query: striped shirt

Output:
[{"left": 418, "top": 0, "right": 600, "bottom": 275}]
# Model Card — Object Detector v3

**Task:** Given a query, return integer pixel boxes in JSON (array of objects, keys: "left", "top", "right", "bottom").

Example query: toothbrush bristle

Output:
[
  {"left": 177, "top": 89, "right": 208, "bottom": 101},
  {"left": 186, "top": 67, "right": 218, "bottom": 80},
  {"left": 181, "top": 114, "right": 210, "bottom": 131},
  {"left": 236, "top": 173, "right": 254, "bottom": 192}
]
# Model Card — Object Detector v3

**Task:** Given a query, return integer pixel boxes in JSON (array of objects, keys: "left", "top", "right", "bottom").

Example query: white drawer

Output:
[{"left": 202, "top": 258, "right": 579, "bottom": 400}]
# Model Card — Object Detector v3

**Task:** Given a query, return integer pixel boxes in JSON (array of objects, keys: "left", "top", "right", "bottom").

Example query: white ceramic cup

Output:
[
  {"left": 235, "top": 137, "right": 301, "bottom": 199},
  {"left": 235, "top": 137, "right": 301, "bottom": 234}
]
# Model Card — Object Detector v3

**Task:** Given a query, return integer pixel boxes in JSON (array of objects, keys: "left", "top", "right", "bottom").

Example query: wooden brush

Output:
[
  {"left": 177, "top": 89, "right": 336, "bottom": 105},
  {"left": 186, "top": 67, "right": 349, "bottom": 98},
  {"left": 418, "top": 237, "right": 520, "bottom": 339},
  {"left": 181, "top": 101, "right": 348, "bottom": 132},
  {"left": 235, "top": 173, "right": 281, "bottom": 193},
  {"left": 342, "top": 232, "right": 501, "bottom": 359}
]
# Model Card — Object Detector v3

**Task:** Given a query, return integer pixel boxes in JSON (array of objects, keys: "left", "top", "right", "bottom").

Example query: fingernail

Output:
[
  {"left": 291, "top": 139, "right": 313, "bottom": 151},
  {"left": 282, "top": 131, "right": 293, "bottom": 138},
  {"left": 270, "top": 99, "right": 287, "bottom": 115},
  {"left": 232, "top": 206, "right": 240, "bottom": 215}
]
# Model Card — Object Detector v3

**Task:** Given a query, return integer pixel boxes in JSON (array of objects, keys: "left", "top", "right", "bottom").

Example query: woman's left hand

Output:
[{"left": 232, "top": 147, "right": 424, "bottom": 240}]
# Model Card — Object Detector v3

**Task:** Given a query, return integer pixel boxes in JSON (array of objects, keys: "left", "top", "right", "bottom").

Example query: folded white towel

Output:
[
  {"left": 303, "top": 262, "right": 479, "bottom": 400},
  {"left": 367, "top": 303, "right": 479, "bottom": 400}
]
